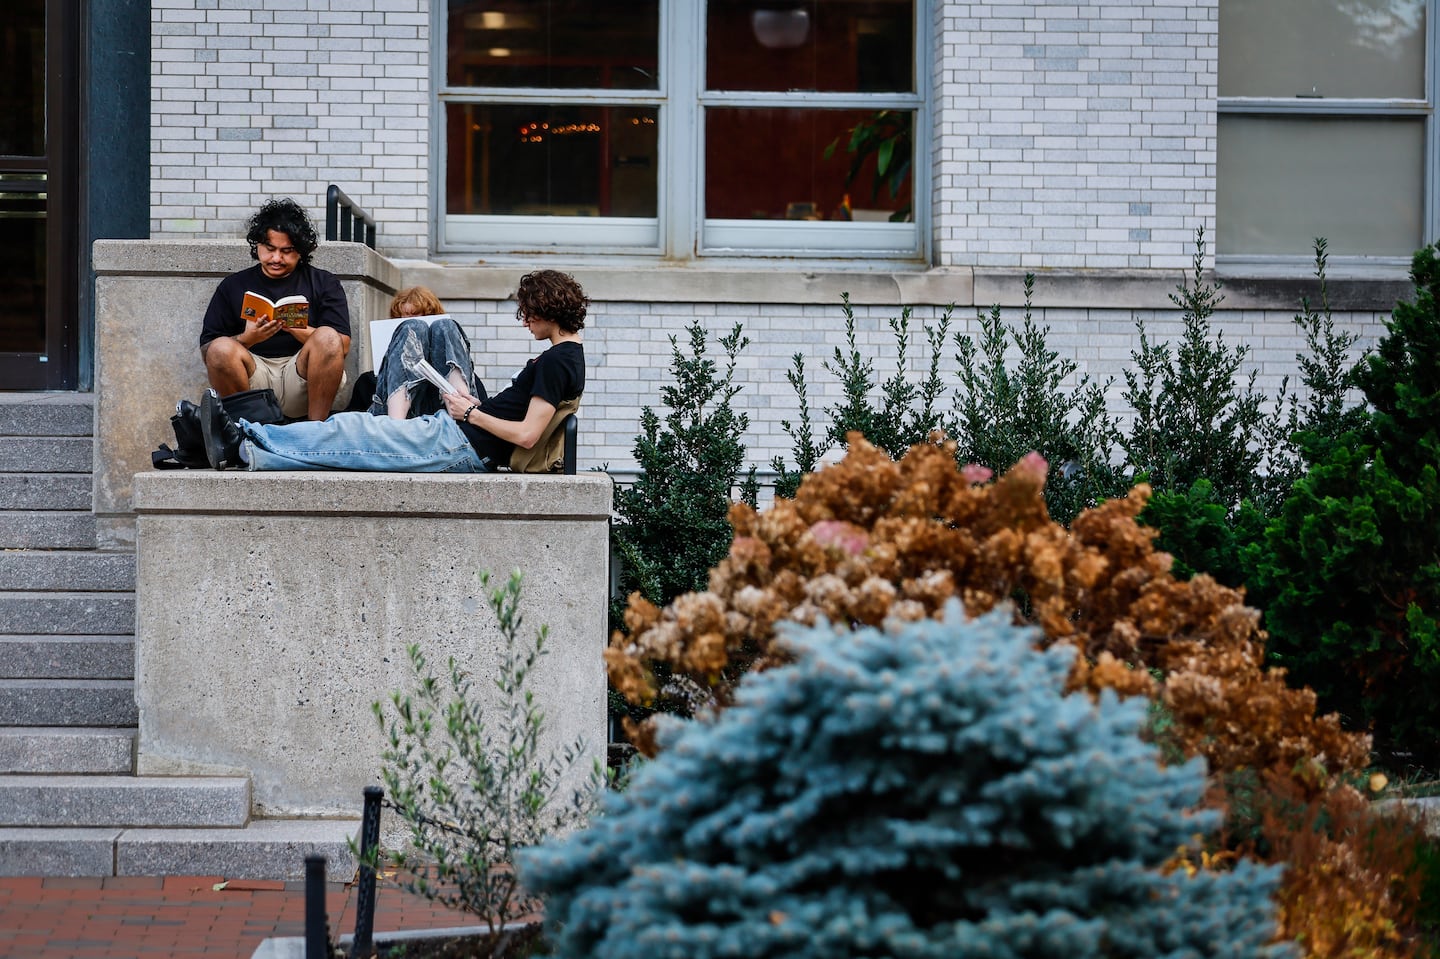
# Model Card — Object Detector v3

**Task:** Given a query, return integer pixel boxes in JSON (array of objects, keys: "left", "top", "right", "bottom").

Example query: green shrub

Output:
[
  {"left": 611, "top": 320, "right": 756, "bottom": 625},
  {"left": 1254, "top": 242, "right": 1440, "bottom": 766},
  {"left": 373, "top": 570, "right": 601, "bottom": 939},
  {"left": 529, "top": 607, "right": 1292, "bottom": 959},
  {"left": 950, "top": 273, "right": 1125, "bottom": 523},
  {"left": 1119, "top": 228, "right": 1287, "bottom": 511},
  {"left": 822, "top": 293, "right": 950, "bottom": 458}
]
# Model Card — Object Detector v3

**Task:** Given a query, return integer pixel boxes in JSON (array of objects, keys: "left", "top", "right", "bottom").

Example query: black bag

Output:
[{"left": 151, "top": 388, "right": 284, "bottom": 469}]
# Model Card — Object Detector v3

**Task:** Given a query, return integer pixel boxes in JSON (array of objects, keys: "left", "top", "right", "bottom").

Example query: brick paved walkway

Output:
[{"left": 0, "top": 874, "right": 485, "bottom": 959}]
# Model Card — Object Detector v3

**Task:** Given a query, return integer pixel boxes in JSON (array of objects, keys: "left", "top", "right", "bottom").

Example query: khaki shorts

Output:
[{"left": 248, "top": 353, "right": 349, "bottom": 419}]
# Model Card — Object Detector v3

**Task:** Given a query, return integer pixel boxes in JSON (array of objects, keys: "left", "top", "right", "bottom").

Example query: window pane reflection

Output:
[
  {"left": 0, "top": 0, "right": 46, "bottom": 157},
  {"left": 707, "top": 0, "right": 913, "bottom": 93},
  {"left": 706, "top": 108, "right": 913, "bottom": 222},
  {"left": 1218, "top": 115, "right": 1424, "bottom": 256},
  {"left": 447, "top": 0, "right": 659, "bottom": 89},
  {"left": 1220, "top": 0, "right": 1425, "bottom": 98},
  {"left": 446, "top": 104, "right": 658, "bottom": 217},
  {"left": 0, "top": 184, "right": 47, "bottom": 353}
]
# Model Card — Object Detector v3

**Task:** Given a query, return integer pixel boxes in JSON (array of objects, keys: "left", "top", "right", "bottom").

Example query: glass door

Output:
[{"left": 0, "top": 0, "right": 80, "bottom": 390}]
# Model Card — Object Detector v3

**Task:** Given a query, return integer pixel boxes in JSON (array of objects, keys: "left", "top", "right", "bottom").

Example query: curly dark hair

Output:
[
  {"left": 246, "top": 198, "right": 320, "bottom": 265},
  {"left": 515, "top": 270, "right": 587, "bottom": 333}
]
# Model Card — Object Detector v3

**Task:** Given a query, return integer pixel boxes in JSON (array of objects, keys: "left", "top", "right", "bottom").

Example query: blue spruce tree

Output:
[{"left": 522, "top": 606, "right": 1292, "bottom": 959}]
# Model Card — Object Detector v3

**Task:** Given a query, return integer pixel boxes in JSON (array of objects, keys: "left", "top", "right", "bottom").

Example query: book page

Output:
[{"left": 367, "top": 314, "right": 451, "bottom": 373}]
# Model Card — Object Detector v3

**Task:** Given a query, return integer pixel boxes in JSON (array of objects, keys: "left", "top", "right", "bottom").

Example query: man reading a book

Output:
[
  {"left": 199, "top": 198, "right": 352, "bottom": 421},
  {"left": 197, "top": 270, "right": 586, "bottom": 474}
]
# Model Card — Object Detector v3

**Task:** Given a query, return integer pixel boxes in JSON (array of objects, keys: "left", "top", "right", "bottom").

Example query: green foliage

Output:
[
  {"left": 372, "top": 570, "right": 601, "bottom": 937},
  {"left": 611, "top": 321, "right": 754, "bottom": 624},
  {"left": 771, "top": 352, "right": 822, "bottom": 500},
  {"left": 820, "top": 293, "right": 952, "bottom": 459},
  {"left": 1142, "top": 479, "right": 1268, "bottom": 586},
  {"left": 1119, "top": 228, "right": 1286, "bottom": 511},
  {"left": 1254, "top": 242, "right": 1440, "bottom": 765},
  {"left": 524, "top": 607, "right": 1291, "bottom": 959},
  {"left": 951, "top": 274, "right": 1125, "bottom": 523},
  {"left": 823, "top": 109, "right": 913, "bottom": 222}
]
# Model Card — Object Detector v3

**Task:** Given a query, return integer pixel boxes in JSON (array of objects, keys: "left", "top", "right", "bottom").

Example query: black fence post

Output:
[
  {"left": 351, "top": 786, "right": 384, "bottom": 957},
  {"left": 305, "top": 854, "right": 330, "bottom": 959},
  {"left": 324, "top": 184, "right": 378, "bottom": 249}
]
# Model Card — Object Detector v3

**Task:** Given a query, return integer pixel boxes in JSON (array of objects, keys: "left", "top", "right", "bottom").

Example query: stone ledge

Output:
[{"left": 133, "top": 471, "right": 614, "bottom": 519}]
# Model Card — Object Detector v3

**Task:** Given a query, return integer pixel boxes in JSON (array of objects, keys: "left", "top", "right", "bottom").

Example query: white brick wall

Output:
[
  {"left": 932, "top": 0, "right": 1218, "bottom": 270},
  {"left": 150, "top": 0, "right": 431, "bottom": 258}
]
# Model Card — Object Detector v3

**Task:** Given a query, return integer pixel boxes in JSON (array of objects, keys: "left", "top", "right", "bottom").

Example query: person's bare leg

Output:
[
  {"left": 447, "top": 368, "right": 468, "bottom": 394},
  {"left": 202, "top": 338, "right": 257, "bottom": 396},
  {"left": 297, "top": 328, "right": 347, "bottom": 420},
  {"left": 386, "top": 385, "right": 411, "bottom": 419}
]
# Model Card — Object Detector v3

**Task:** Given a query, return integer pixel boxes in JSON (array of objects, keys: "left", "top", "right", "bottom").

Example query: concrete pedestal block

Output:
[{"left": 133, "top": 471, "right": 612, "bottom": 819}]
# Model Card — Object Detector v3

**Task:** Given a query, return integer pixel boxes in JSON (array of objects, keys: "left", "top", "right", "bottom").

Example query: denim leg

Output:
[
  {"left": 426, "top": 318, "right": 476, "bottom": 395},
  {"left": 368, "top": 318, "right": 432, "bottom": 416},
  {"left": 239, "top": 411, "right": 486, "bottom": 472}
]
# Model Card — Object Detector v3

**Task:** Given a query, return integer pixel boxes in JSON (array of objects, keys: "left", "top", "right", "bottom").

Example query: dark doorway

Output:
[{"left": 0, "top": 0, "right": 81, "bottom": 390}]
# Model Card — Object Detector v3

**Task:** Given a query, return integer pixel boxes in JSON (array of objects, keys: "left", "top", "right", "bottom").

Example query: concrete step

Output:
[
  {"left": 0, "top": 393, "right": 93, "bottom": 438},
  {"left": 0, "top": 437, "right": 92, "bottom": 473},
  {"left": 0, "top": 473, "right": 91, "bottom": 510},
  {"left": 0, "top": 819, "right": 358, "bottom": 880},
  {"left": 0, "top": 775, "right": 250, "bottom": 828},
  {"left": 0, "top": 827, "right": 118, "bottom": 877},
  {"left": 117, "top": 819, "right": 359, "bottom": 880},
  {"left": 0, "top": 636, "right": 135, "bottom": 679},
  {"left": 0, "top": 679, "right": 138, "bottom": 726},
  {"left": 0, "top": 552, "right": 135, "bottom": 592},
  {"left": 0, "top": 511, "right": 97, "bottom": 549},
  {"left": 0, "top": 728, "right": 134, "bottom": 774},
  {"left": 0, "top": 592, "right": 135, "bottom": 635}
]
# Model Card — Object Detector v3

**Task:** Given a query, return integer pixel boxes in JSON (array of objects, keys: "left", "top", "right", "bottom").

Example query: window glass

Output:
[
  {"left": 705, "top": 108, "right": 913, "bottom": 223},
  {"left": 0, "top": 181, "right": 47, "bottom": 352},
  {"left": 1218, "top": 115, "right": 1424, "bottom": 256},
  {"left": 706, "top": 0, "right": 913, "bottom": 93},
  {"left": 446, "top": 104, "right": 658, "bottom": 217},
  {"left": 0, "top": 0, "right": 45, "bottom": 156},
  {"left": 1220, "top": 0, "right": 1426, "bottom": 98},
  {"left": 446, "top": 0, "right": 659, "bottom": 90}
]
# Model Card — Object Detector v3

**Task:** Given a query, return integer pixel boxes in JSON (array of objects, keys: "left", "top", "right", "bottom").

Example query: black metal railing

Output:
[{"left": 325, "top": 184, "right": 377, "bottom": 248}]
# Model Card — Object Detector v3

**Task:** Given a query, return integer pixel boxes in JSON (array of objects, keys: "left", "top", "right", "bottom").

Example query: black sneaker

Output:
[{"left": 200, "top": 388, "right": 245, "bottom": 470}]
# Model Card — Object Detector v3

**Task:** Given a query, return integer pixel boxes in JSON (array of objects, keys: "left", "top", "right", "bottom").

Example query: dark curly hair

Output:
[
  {"left": 246, "top": 198, "right": 320, "bottom": 265},
  {"left": 515, "top": 270, "right": 587, "bottom": 333}
]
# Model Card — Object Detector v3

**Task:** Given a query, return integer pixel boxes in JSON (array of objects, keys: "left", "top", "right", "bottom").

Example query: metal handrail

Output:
[{"left": 325, "top": 184, "right": 377, "bottom": 248}]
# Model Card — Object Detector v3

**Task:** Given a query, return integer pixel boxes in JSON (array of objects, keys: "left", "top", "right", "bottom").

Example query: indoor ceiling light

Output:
[{"left": 751, "top": 8, "right": 810, "bottom": 49}]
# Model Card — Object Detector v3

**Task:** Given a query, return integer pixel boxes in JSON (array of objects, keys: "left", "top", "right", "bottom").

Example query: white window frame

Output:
[
  {"left": 431, "top": 0, "right": 928, "bottom": 263},
  {"left": 1216, "top": 1, "right": 1438, "bottom": 273}
]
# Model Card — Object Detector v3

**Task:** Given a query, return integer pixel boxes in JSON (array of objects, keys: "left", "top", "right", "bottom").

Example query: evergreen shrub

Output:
[
  {"left": 950, "top": 273, "right": 1125, "bottom": 523},
  {"left": 530, "top": 608, "right": 1291, "bottom": 959},
  {"left": 1254, "top": 242, "right": 1440, "bottom": 766}
]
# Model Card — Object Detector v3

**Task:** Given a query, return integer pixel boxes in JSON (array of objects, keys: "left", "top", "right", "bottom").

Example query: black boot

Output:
[{"left": 200, "top": 388, "right": 246, "bottom": 470}]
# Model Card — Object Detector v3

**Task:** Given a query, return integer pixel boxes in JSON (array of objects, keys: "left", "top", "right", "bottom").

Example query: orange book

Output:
[{"left": 241, "top": 291, "right": 310, "bottom": 329}]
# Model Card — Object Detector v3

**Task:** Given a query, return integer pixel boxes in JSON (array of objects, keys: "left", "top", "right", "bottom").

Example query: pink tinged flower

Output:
[
  {"left": 809, "top": 520, "right": 868, "bottom": 556},
  {"left": 1018, "top": 451, "right": 1049, "bottom": 479},
  {"left": 961, "top": 463, "right": 994, "bottom": 485}
]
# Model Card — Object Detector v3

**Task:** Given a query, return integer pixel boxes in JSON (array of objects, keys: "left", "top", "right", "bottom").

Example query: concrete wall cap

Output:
[
  {"left": 132, "top": 470, "right": 614, "bottom": 518},
  {"left": 93, "top": 238, "right": 402, "bottom": 289}
]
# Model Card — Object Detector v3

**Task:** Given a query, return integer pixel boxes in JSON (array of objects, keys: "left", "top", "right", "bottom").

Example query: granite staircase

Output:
[{"left": 0, "top": 393, "right": 356, "bottom": 879}]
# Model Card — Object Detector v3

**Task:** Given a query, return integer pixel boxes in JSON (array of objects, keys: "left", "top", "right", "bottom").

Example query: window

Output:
[
  {"left": 437, "top": 0, "right": 923, "bottom": 260},
  {"left": 1217, "top": 0, "right": 1435, "bottom": 262}
]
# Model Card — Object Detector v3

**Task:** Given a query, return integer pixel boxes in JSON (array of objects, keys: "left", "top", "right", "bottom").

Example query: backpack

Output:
[{"left": 151, "top": 388, "right": 284, "bottom": 469}]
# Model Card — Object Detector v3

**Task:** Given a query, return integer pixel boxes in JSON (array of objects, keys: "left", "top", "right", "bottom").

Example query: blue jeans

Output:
[
  {"left": 239, "top": 411, "right": 488, "bottom": 472},
  {"left": 368, "top": 317, "right": 478, "bottom": 417}
]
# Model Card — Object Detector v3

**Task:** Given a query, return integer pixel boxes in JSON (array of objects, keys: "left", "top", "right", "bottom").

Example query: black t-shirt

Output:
[
  {"left": 459, "top": 340, "right": 585, "bottom": 463},
  {"left": 199, "top": 263, "right": 352, "bottom": 359}
]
